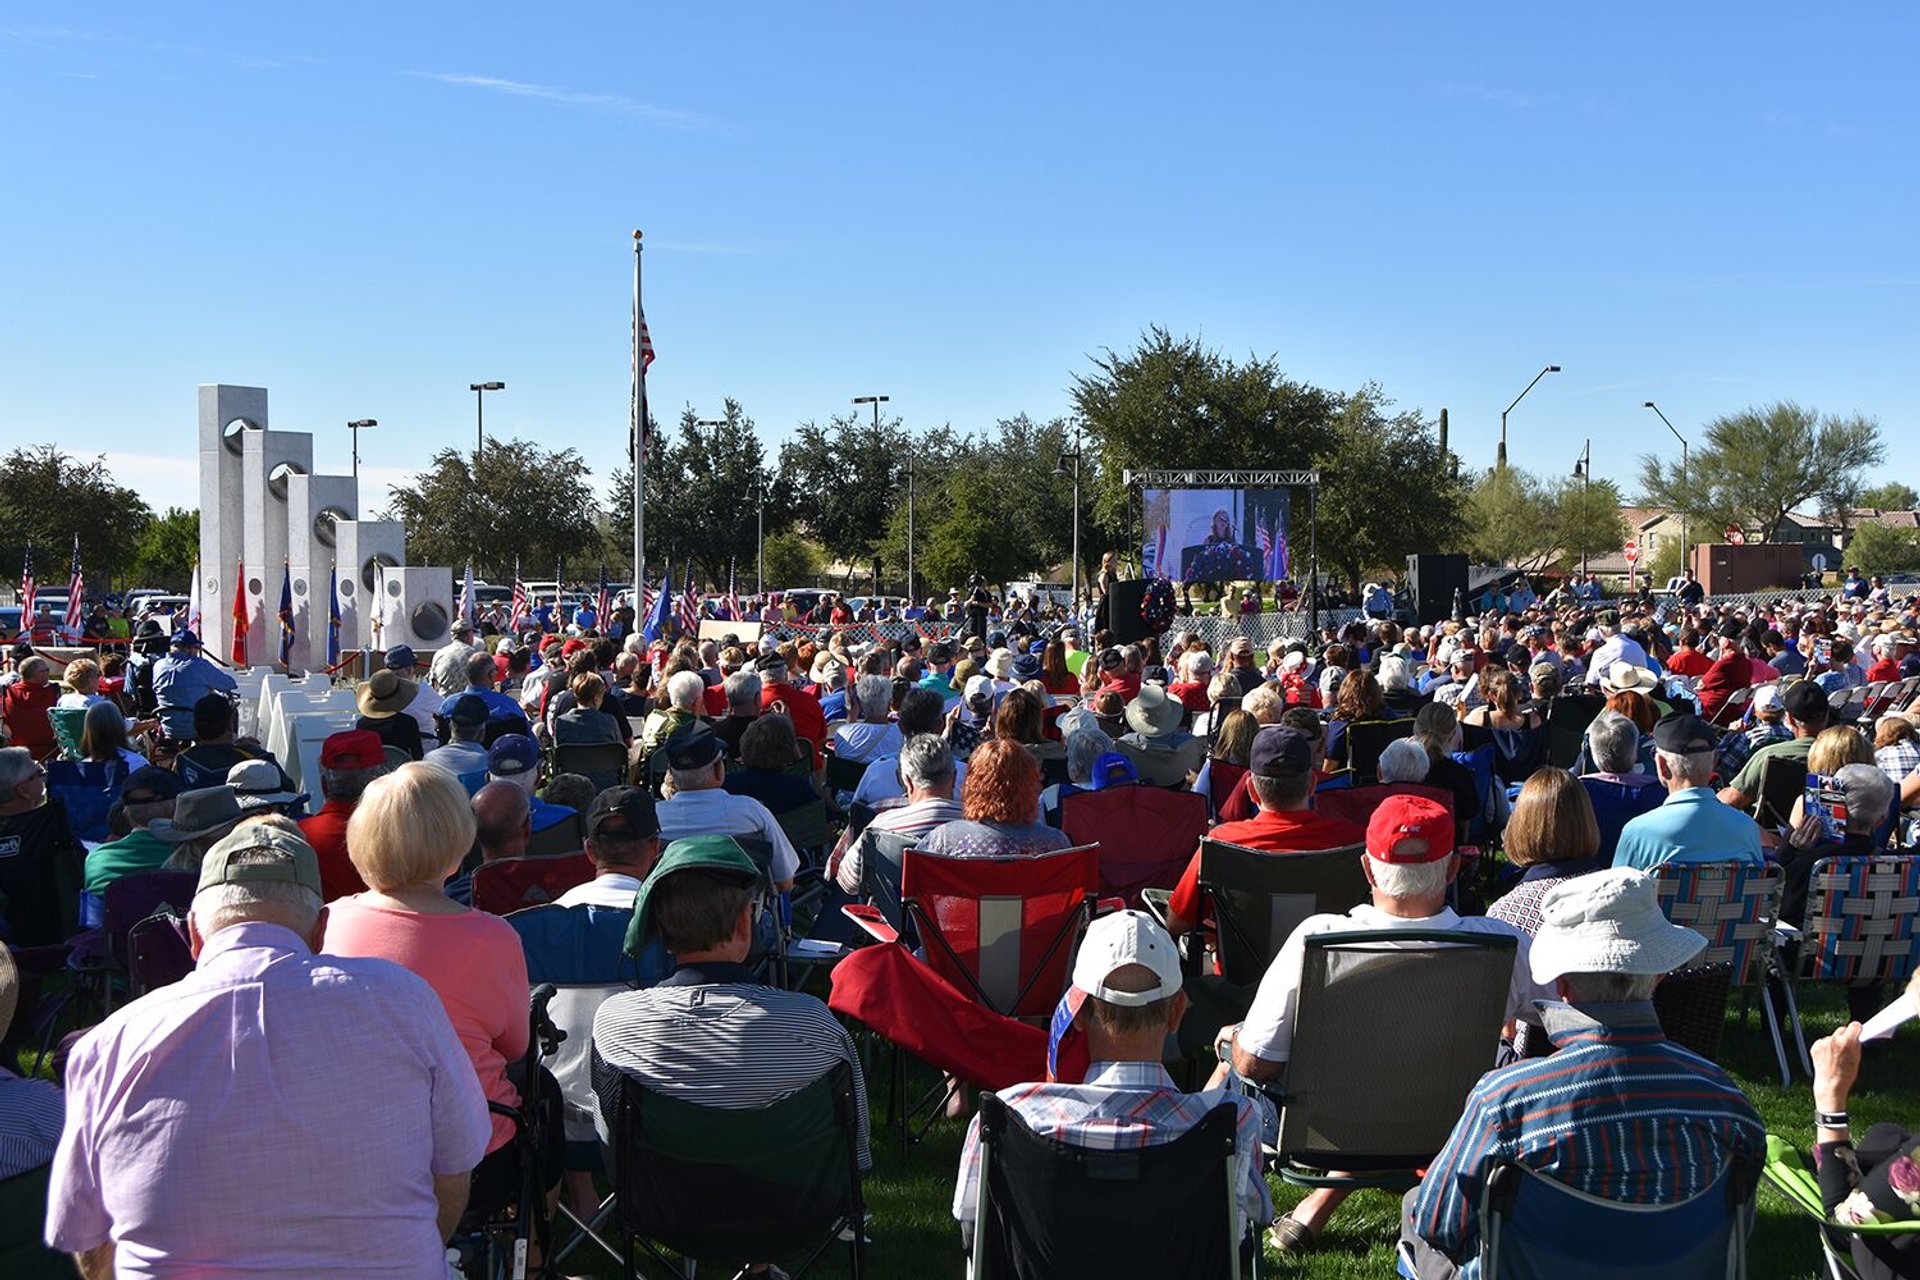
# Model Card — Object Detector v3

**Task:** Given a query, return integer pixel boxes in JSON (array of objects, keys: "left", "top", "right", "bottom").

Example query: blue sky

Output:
[{"left": 3, "top": 6, "right": 1915, "bottom": 521}]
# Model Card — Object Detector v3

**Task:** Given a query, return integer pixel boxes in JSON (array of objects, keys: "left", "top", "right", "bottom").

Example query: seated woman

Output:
[
  {"left": 54, "top": 657, "right": 112, "bottom": 711},
  {"left": 920, "top": 739, "right": 1072, "bottom": 858},
  {"left": 1808, "top": 995, "right": 1920, "bottom": 1280},
  {"left": 723, "top": 713, "right": 820, "bottom": 816},
  {"left": 1040, "top": 639, "right": 1081, "bottom": 700},
  {"left": 1409, "top": 702, "right": 1483, "bottom": 834},
  {"left": 1324, "top": 668, "right": 1392, "bottom": 772},
  {"left": 1488, "top": 768, "right": 1604, "bottom": 935},
  {"left": 354, "top": 670, "right": 424, "bottom": 762},
  {"left": 321, "top": 763, "right": 547, "bottom": 1216},
  {"left": 996, "top": 688, "right": 1064, "bottom": 768},
  {"left": 1461, "top": 668, "right": 1546, "bottom": 785},
  {"left": 552, "top": 672, "right": 626, "bottom": 747},
  {"left": 81, "top": 699, "right": 148, "bottom": 773}
]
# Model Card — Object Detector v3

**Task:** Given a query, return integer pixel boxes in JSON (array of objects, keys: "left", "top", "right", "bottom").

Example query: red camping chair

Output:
[
  {"left": 1312, "top": 781, "right": 1454, "bottom": 833},
  {"left": 1060, "top": 787, "right": 1207, "bottom": 909},
  {"left": 901, "top": 844, "right": 1099, "bottom": 1020},
  {"left": 472, "top": 853, "right": 595, "bottom": 916},
  {"left": 1206, "top": 760, "right": 1248, "bottom": 822}
]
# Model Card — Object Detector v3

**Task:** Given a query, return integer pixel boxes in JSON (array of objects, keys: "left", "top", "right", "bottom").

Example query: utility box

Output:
[{"left": 1693, "top": 543, "right": 1805, "bottom": 595}]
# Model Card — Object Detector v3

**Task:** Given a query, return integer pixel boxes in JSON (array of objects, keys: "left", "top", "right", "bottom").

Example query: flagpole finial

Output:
[{"left": 633, "top": 229, "right": 643, "bottom": 242}]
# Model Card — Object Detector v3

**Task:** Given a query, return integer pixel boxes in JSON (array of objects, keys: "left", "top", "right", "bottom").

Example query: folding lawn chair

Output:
[
  {"left": 45, "top": 757, "right": 128, "bottom": 845},
  {"left": 1544, "top": 696, "right": 1602, "bottom": 770},
  {"left": 47, "top": 707, "right": 89, "bottom": 761},
  {"left": 552, "top": 741, "right": 630, "bottom": 793},
  {"left": 599, "top": 1060, "right": 867, "bottom": 1280},
  {"left": 1207, "top": 760, "right": 1248, "bottom": 822},
  {"left": 823, "top": 751, "right": 869, "bottom": 799},
  {"left": 1754, "top": 752, "right": 1810, "bottom": 829},
  {"left": 1651, "top": 861, "right": 1791, "bottom": 1084},
  {"left": 472, "top": 853, "right": 595, "bottom": 915},
  {"left": 971, "top": 1094, "right": 1251, "bottom": 1280},
  {"left": 1780, "top": 854, "right": 1920, "bottom": 1077},
  {"left": 1255, "top": 929, "right": 1516, "bottom": 1193},
  {"left": 452, "top": 984, "right": 566, "bottom": 1280},
  {"left": 777, "top": 798, "right": 832, "bottom": 868},
  {"left": 1762, "top": 1134, "right": 1920, "bottom": 1280},
  {"left": 1060, "top": 786, "right": 1207, "bottom": 908},
  {"left": 1312, "top": 782, "right": 1453, "bottom": 836},
  {"left": 1582, "top": 776, "right": 1666, "bottom": 864},
  {"left": 1708, "top": 685, "right": 1755, "bottom": 729},
  {"left": 1193, "top": 839, "right": 1368, "bottom": 1020},
  {"left": 1339, "top": 718, "right": 1415, "bottom": 783},
  {"left": 525, "top": 812, "right": 588, "bottom": 859},
  {"left": 1404, "top": 1153, "right": 1758, "bottom": 1280}
]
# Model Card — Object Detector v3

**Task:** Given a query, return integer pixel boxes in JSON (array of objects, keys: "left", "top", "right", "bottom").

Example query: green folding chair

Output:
[{"left": 1762, "top": 1134, "right": 1920, "bottom": 1280}]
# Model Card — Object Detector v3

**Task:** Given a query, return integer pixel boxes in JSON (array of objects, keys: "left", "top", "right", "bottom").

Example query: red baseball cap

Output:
[
  {"left": 320, "top": 729, "right": 386, "bottom": 771},
  {"left": 1365, "top": 795, "right": 1454, "bottom": 864},
  {"left": 561, "top": 638, "right": 588, "bottom": 658}
]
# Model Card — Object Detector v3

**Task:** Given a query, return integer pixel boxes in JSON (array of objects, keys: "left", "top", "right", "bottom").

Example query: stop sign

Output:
[{"left": 1623, "top": 541, "right": 1640, "bottom": 564}]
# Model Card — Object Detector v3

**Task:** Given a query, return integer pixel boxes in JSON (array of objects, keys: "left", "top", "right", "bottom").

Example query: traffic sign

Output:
[
  {"left": 1623, "top": 541, "right": 1640, "bottom": 564},
  {"left": 1724, "top": 527, "right": 1745, "bottom": 545}
]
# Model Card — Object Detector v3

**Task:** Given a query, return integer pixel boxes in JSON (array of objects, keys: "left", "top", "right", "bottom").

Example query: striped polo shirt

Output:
[{"left": 1408, "top": 1000, "right": 1764, "bottom": 1264}]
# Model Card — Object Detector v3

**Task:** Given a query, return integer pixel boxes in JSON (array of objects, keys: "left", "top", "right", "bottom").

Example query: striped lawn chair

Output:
[
  {"left": 1652, "top": 862, "right": 1789, "bottom": 1085},
  {"left": 1783, "top": 855, "right": 1920, "bottom": 1077}
]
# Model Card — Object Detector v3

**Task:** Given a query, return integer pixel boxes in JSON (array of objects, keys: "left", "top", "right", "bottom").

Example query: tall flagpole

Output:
[{"left": 631, "top": 229, "right": 646, "bottom": 603}]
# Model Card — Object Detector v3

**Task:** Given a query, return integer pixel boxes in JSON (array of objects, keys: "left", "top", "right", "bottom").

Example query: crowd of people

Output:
[{"left": 3, "top": 557, "right": 1920, "bottom": 1277}]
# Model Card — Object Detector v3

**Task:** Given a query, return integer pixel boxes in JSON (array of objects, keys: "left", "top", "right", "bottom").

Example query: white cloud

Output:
[{"left": 406, "top": 71, "right": 718, "bottom": 132}]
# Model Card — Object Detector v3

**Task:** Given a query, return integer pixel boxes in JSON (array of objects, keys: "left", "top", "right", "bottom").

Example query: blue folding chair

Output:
[{"left": 45, "top": 758, "right": 128, "bottom": 846}]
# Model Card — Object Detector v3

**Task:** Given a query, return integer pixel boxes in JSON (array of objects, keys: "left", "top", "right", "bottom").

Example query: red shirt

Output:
[
  {"left": 1168, "top": 681, "right": 1212, "bottom": 714},
  {"left": 762, "top": 680, "right": 826, "bottom": 769},
  {"left": 1868, "top": 659, "right": 1901, "bottom": 684},
  {"left": 702, "top": 683, "right": 728, "bottom": 717},
  {"left": 1664, "top": 647, "right": 1714, "bottom": 678},
  {"left": 299, "top": 800, "right": 367, "bottom": 901},
  {"left": 1165, "top": 807, "right": 1368, "bottom": 927},
  {"left": 1096, "top": 672, "right": 1143, "bottom": 701}
]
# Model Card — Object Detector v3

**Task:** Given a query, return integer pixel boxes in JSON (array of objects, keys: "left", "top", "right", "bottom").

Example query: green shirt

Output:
[
  {"left": 84, "top": 828, "right": 175, "bottom": 895},
  {"left": 1065, "top": 649, "right": 1089, "bottom": 676},
  {"left": 1727, "top": 735, "right": 1814, "bottom": 800}
]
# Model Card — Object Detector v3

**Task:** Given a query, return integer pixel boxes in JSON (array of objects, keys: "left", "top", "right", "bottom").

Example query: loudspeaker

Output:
[
  {"left": 1405, "top": 553, "right": 1469, "bottom": 626},
  {"left": 1106, "top": 579, "right": 1157, "bottom": 645}
]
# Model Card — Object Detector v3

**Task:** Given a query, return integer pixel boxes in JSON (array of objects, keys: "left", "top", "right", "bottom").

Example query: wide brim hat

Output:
[
  {"left": 1528, "top": 868, "right": 1706, "bottom": 984},
  {"left": 356, "top": 669, "right": 418, "bottom": 718},
  {"left": 148, "top": 785, "right": 245, "bottom": 844},
  {"left": 1601, "top": 661, "right": 1659, "bottom": 695},
  {"left": 1124, "top": 684, "right": 1183, "bottom": 737},
  {"left": 226, "top": 759, "right": 307, "bottom": 810}
]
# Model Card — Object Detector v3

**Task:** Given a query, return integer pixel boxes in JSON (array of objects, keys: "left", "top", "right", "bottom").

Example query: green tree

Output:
[
  {"left": 129, "top": 508, "right": 201, "bottom": 589},
  {"left": 1846, "top": 523, "right": 1920, "bottom": 574},
  {"left": 383, "top": 435, "right": 603, "bottom": 580},
  {"left": 1070, "top": 327, "right": 1340, "bottom": 533},
  {"left": 0, "top": 445, "right": 153, "bottom": 589},
  {"left": 760, "top": 531, "right": 824, "bottom": 587},
  {"left": 1637, "top": 401, "right": 1885, "bottom": 543},
  {"left": 779, "top": 412, "right": 909, "bottom": 587},
  {"left": 1312, "top": 388, "right": 1468, "bottom": 592},
  {"left": 1860, "top": 482, "right": 1920, "bottom": 511},
  {"left": 1464, "top": 466, "right": 1559, "bottom": 570},
  {"left": 1551, "top": 477, "right": 1629, "bottom": 574}
]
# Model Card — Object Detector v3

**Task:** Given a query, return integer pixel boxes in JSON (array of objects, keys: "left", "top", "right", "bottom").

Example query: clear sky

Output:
[{"left": 3, "top": 6, "right": 1915, "bottom": 523}]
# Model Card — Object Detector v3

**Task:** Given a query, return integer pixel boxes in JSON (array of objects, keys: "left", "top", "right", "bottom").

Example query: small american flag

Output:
[
  {"left": 596, "top": 566, "right": 611, "bottom": 632},
  {"left": 678, "top": 565, "right": 700, "bottom": 635},
  {"left": 65, "top": 535, "right": 84, "bottom": 634},
  {"left": 18, "top": 544, "right": 35, "bottom": 624},
  {"left": 726, "top": 558, "right": 741, "bottom": 623},
  {"left": 509, "top": 558, "right": 528, "bottom": 627}
]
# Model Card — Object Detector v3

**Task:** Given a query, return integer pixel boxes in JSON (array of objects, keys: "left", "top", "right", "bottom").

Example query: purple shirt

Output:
[{"left": 48, "top": 921, "right": 490, "bottom": 1277}]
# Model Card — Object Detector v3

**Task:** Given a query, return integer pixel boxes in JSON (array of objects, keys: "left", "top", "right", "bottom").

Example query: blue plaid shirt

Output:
[{"left": 1408, "top": 1001, "right": 1764, "bottom": 1265}]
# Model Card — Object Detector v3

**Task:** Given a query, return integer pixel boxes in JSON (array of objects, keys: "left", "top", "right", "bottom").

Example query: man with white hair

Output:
[
  {"left": 832, "top": 673, "right": 903, "bottom": 764},
  {"left": 711, "top": 669, "right": 762, "bottom": 760},
  {"left": 47, "top": 825, "right": 489, "bottom": 1276},
  {"left": 1218, "top": 795, "right": 1546, "bottom": 1253},
  {"left": 833, "top": 734, "right": 964, "bottom": 893},
  {"left": 1399, "top": 868, "right": 1764, "bottom": 1277},
  {"left": 639, "top": 669, "right": 705, "bottom": 757},
  {"left": 653, "top": 722, "right": 798, "bottom": 891},
  {"left": 1613, "top": 714, "right": 1765, "bottom": 872}
]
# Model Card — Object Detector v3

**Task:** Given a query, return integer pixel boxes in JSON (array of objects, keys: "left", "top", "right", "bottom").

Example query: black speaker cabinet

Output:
[
  {"left": 1106, "top": 579, "right": 1158, "bottom": 644},
  {"left": 1405, "top": 554, "right": 1469, "bottom": 626}
]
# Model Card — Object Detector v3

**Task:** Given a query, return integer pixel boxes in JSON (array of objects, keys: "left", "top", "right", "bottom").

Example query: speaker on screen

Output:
[{"left": 1405, "top": 553, "right": 1468, "bottom": 626}]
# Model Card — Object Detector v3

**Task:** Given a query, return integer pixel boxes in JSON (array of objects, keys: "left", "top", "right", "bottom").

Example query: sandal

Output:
[{"left": 1268, "top": 1214, "right": 1318, "bottom": 1254}]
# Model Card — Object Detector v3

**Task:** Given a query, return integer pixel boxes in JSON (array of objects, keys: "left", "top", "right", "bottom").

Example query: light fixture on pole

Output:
[
  {"left": 1644, "top": 402, "right": 1689, "bottom": 581},
  {"left": 1572, "top": 437, "right": 1591, "bottom": 577},
  {"left": 1498, "top": 364, "right": 1561, "bottom": 469},
  {"left": 468, "top": 382, "right": 505, "bottom": 469},
  {"left": 851, "top": 395, "right": 895, "bottom": 594},
  {"left": 1055, "top": 427, "right": 1084, "bottom": 610},
  {"left": 347, "top": 419, "right": 377, "bottom": 486}
]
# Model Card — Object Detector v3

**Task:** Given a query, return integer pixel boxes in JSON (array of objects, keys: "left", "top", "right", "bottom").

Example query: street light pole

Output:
[
  {"left": 1644, "top": 402, "right": 1689, "bottom": 582},
  {"left": 906, "top": 462, "right": 915, "bottom": 605},
  {"left": 468, "top": 382, "right": 505, "bottom": 473},
  {"left": 1573, "top": 438, "right": 1591, "bottom": 577},
  {"left": 1498, "top": 364, "right": 1562, "bottom": 470},
  {"left": 851, "top": 395, "right": 892, "bottom": 593},
  {"left": 1056, "top": 426, "right": 1083, "bottom": 610},
  {"left": 347, "top": 419, "right": 376, "bottom": 486}
]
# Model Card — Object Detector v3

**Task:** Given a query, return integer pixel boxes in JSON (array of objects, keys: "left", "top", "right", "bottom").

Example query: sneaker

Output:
[{"left": 1268, "top": 1214, "right": 1318, "bottom": 1255}]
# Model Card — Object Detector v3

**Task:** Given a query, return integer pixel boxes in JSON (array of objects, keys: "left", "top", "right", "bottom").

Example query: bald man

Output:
[{"left": 471, "top": 780, "right": 532, "bottom": 864}]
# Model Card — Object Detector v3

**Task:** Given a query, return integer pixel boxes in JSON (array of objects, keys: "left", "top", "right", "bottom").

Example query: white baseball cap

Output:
[{"left": 1071, "top": 910, "right": 1183, "bottom": 1007}]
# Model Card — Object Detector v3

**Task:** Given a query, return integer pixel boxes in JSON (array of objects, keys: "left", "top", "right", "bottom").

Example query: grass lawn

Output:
[{"left": 551, "top": 982, "right": 1897, "bottom": 1279}]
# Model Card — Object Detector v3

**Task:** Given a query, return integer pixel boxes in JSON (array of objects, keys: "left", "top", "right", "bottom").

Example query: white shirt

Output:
[
  {"left": 554, "top": 872, "right": 642, "bottom": 910},
  {"left": 655, "top": 788, "right": 800, "bottom": 885},
  {"left": 401, "top": 680, "right": 441, "bottom": 737},
  {"left": 1589, "top": 633, "right": 1656, "bottom": 676},
  {"left": 851, "top": 753, "right": 968, "bottom": 809},
  {"left": 423, "top": 739, "right": 491, "bottom": 781},
  {"left": 1238, "top": 904, "right": 1545, "bottom": 1065},
  {"left": 831, "top": 721, "right": 903, "bottom": 765}
]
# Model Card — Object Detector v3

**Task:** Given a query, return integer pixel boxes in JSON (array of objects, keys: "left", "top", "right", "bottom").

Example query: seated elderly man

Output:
[
  {"left": 639, "top": 670, "right": 705, "bottom": 758},
  {"left": 297, "top": 729, "right": 394, "bottom": 900},
  {"left": 654, "top": 722, "right": 799, "bottom": 891},
  {"left": 0, "top": 747, "right": 85, "bottom": 945},
  {"left": 472, "top": 780, "right": 533, "bottom": 864},
  {"left": 1613, "top": 714, "right": 1765, "bottom": 872},
  {"left": 485, "top": 734, "right": 580, "bottom": 838},
  {"left": 1577, "top": 710, "right": 1666, "bottom": 862},
  {"left": 1399, "top": 868, "right": 1765, "bottom": 1278},
  {"left": 711, "top": 669, "right": 762, "bottom": 760},
  {"left": 1040, "top": 721, "right": 1115, "bottom": 825},
  {"left": 423, "top": 693, "right": 493, "bottom": 789},
  {"left": 1217, "top": 795, "right": 1547, "bottom": 1253},
  {"left": 850, "top": 687, "right": 965, "bottom": 808},
  {"left": 47, "top": 824, "right": 490, "bottom": 1275},
  {"left": 1114, "top": 684, "right": 1208, "bottom": 787},
  {"left": 833, "top": 734, "right": 965, "bottom": 894},
  {"left": 832, "top": 673, "right": 903, "bottom": 764},
  {"left": 952, "top": 910, "right": 1272, "bottom": 1255}
]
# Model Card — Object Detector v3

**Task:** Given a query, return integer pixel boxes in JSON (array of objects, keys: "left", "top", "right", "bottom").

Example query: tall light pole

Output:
[
  {"left": 347, "top": 419, "right": 376, "bottom": 486},
  {"left": 1055, "top": 426, "right": 1083, "bottom": 610},
  {"left": 852, "top": 395, "right": 893, "bottom": 594},
  {"left": 1644, "top": 402, "right": 1689, "bottom": 582},
  {"left": 469, "top": 382, "right": 505, "bottom": 472},
  {"left": 1498, "top": 364, "right": 1561, "bottom": 470},
  {"left": 1572, "top": 437, "right": 1591, "bottom": 577}
]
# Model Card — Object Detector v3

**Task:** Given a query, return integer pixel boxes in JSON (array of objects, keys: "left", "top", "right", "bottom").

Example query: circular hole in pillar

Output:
[
  {"left": 293, "top": 577, "right": 308, "bottom": 599},
  {"left": 410, "top": 602, "right": 450, "bottom": 642},
  {"left": 315, "top": 508, "right": 351, "bottom": 548},
  {"left": 338, "top": 578, "right": 356, "bottom": 600},
  {"left": 267, "top": 461, "right": 305, "bottom": 501},
  {"left": 222, "top": 419, "right": 261, "bottom": 455},
  {"left": 247, "top": 577, "right": 264, "bottom": 596},
  {"left": 360, "top": 554, "right": 398, "bottom": 593}
]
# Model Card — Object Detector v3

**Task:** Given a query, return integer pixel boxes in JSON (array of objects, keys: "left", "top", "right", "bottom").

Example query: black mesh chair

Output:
[
  {"left": 1754, "top": 752, "right": 1810, "bottom": 830},
  {"left": 971, "top": 1093, "right": 1248, "bottom": 1280},
  {"left": 601, "top": 1060, "right": 867, "bottom": 1280},
  {"left": 552, "top": 741, "right": 630, "bottom": 794}
]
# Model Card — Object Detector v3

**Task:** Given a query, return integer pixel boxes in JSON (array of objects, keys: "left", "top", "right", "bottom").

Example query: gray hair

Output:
[
  {"left": 1834, "top": 763, "right": 1896, "bottom": 834},
  {"left": 1655, "top": 747, "right": 1716, "bottom": 788},
  {"left": 1376, "top": 738, "right": 1430, "bottom": 784},
  {"left": 0, "top": 747, "right": 36, "bottom": 794},
  {"left": 1585, "top": 711, "right": 1641, "bottom": 775},
  {"left": 190, "top": 848, "right": 323, "bottom": 938},
  {"left": 1065, "top": 726, "right": 1115, "bottom": 784},
  {"left": 665, "top": 670, "right": 706, "bottom": 712},
  {"left": 321, "top": 763, "right": 389, "bottom": 804},
  {"left": 1560, "top": 971, "right": 1662, "bottom": 1002},
  {"left": 854, "top": 673, "right": 894, "bottom": 725},
  {"left": 1376, "top": 654, "right": 1412, "bottom": 695},
  {"left": 898, "top": 734, "right": 955, "bottom": 791},
  {"left": 724, "top": 670, "right": 763, "bottom": 714},
  {"left": 1367, "top": 854, "right": 1451, "bottom": 900}
]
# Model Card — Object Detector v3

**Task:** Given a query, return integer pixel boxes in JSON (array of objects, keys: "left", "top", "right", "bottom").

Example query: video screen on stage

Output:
[{"left": 1142, "top": 488, "right": 1292, "bottom": 582}]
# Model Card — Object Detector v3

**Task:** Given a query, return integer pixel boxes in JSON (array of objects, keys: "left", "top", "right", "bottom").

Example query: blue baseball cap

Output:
[
  {"left": 170, "top": 628, "right": 201, "bottom": 648},
  {"left": 384, "top": 644, "right": 418, "bottom": 671},
  {"left": 488, "top": 734, "right": 540, "bottom": 776}
]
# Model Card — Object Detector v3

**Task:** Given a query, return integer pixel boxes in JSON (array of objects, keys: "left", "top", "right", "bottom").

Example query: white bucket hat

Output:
[{"left": 1528, "top": 868, "right": 1706, "bottom": 984}]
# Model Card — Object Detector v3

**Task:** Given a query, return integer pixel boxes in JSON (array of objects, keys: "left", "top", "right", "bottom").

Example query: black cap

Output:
[
  {"left": 1098, "top": 647, "right": 1124, "bottom": 670},
  {"left": 587, "top": 786, "right": 660, "bottom": 840},
  {"left": 122, "top": 765, "right": 187, "bottom": 804},
  {"left": 664, "top": 721, "right": 724, "bottom": 771},
  {"left": 1651, "top": 713, "right": 1718, "bottom": 755},
  {"left": 1716, "top": 618, "right": 1745, "bottom": 641},
  {"left": 1249, "top": 725, "right": 1312, "bottom": 777},
  {"left": 927, "top": 642, "right": 953, "bottom": 664},
  {"left": 448, "top": 694, "right": 490, "bottom": 728},
  {"left": 1506, "top": 644, "right": 1532, "bottom": 667},
  {"left": 1783, "top": 679, "right": 1829, "bottom": 723}
]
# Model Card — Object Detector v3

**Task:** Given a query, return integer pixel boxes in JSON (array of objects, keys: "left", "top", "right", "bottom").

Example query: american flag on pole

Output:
[
  {"left": 509, "top": 558, "right": 528, "bottom": 629},
  {"left": 678, "top": 565, "right": 700, "bottom": 635},
  {"left": 276, "top": 561, "right": 296, "bottom": 665},
  {"left": 231, "top": 556, "right": 250, "bottom": 666},
  {"left": 18, "top": 544, "right": 35, "bottom": 625},
  {"left": 596, "top": 566, "right": 611, "bottom": 632},
  {"left": 726, "top": 558, "right": 741, "bottom": 623},
  {"left": 633, "top": 298, "right": 656, "bottom": 465},
  {"left": 65, "top": 535, "right": 85, "bottom": 634},
  {"left": 1256, "top": 514, "right": 1290, "bottom": 582},
  {"left": 187, "top": 559, "right": 202, "bottom": 634},
  {"left": 457, "top": 558, "right": 475, "bottom": 626}
]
